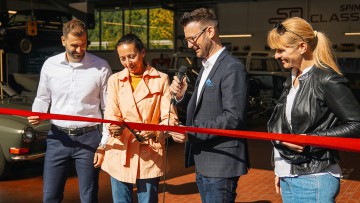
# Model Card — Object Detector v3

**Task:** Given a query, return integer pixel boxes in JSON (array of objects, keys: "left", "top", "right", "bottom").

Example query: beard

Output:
[
  {"left": 196, "top": 37, "right": 212, "bottom": 59},
  {"left": 66, "top": 49, "right": 85, "bottom": 62}
]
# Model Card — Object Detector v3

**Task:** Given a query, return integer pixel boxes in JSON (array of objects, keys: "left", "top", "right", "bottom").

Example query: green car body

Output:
[{"left": 0, "top": 100, "right": 50, "bottom": 179}]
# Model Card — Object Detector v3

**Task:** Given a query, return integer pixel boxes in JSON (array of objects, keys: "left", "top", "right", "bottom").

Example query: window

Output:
[
  {"left": 88, "top": 7, "right": 173, "bottom": 51},
  {"left": 149, "top": 8, "right": 173, "bottom": 49}
]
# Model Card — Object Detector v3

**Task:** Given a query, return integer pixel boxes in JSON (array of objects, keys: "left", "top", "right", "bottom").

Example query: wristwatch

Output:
[{"left": 98, "top": 143, "right": 106, "bottom": 149}]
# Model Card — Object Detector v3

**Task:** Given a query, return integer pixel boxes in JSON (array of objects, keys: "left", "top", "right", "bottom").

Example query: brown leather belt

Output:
[{"left": 52, "top": 124, "right": 98, "bottom": 136}]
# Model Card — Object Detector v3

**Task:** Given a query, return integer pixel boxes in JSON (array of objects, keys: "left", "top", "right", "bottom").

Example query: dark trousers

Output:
[
  {"left": 196, "top": 170, "right": 240, "bottom": 203},
  {"left": 43, "top": 126, "right": 101, "bottom": 203}
]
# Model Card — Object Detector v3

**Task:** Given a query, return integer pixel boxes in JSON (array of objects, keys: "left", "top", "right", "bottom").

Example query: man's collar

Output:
[
  {"left": 202, "top": 47, "right": 226, "bottom": 68},
  {"left": 60, "top": 52, "right": 86, "bottom": 65}
]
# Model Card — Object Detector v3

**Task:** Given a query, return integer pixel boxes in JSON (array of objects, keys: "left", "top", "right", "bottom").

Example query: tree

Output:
[{"left": 88, "top": 8, "right": 174, "bottom": 50}]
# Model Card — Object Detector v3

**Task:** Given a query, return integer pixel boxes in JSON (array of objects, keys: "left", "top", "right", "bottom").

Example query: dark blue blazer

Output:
[{"left": 178, "top": 49, "right": 250, "bottom": 178}]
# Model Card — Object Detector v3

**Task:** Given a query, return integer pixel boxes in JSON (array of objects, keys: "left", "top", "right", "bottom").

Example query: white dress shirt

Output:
[
  {"left": 196, "top": 47, "right": 226, "bottom": 104},
  {"left": 32, "top": 52, "right": 112, "bottom": 144}
]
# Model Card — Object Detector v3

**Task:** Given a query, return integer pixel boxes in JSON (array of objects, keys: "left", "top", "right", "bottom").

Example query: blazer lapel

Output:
[
  {"left": 195, "top": 50, "right": 229, "bottom": 108},
  {"left": 188, "top": 67, "right": 204, "bottom": 119}
]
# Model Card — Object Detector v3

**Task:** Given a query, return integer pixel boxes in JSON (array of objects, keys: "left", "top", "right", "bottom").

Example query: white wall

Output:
[{"left": 215, "top": 0, "right": 360, "bottom": 52}]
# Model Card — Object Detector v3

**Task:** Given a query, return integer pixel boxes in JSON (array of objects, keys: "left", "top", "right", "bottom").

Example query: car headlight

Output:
[
  {"left": 0, "top": 28, "right": 6, "bottom": 36},
  {"left": 22, "top": 126, "right": 35, "bottom": 143}
]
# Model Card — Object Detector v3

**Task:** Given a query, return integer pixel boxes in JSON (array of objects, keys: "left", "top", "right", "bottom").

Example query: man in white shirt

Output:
[{"left": 28, "top": 19, "right": 112, "bottom": 203}]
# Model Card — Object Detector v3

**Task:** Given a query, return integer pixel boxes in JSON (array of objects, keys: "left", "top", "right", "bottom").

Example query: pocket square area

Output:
[{"left": 205, "top": 79, "right": 214, "bottom": 87}]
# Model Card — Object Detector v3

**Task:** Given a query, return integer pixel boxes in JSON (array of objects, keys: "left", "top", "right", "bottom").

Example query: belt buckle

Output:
[{"left": 67, "top": 128, "right": 79, "bottom": 136}]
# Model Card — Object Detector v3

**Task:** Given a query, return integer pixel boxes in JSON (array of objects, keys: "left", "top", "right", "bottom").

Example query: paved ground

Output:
[{"left": 1, "top": 117, "right": 360, "bottom": 203}]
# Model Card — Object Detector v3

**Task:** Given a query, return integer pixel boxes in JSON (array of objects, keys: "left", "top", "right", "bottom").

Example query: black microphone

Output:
[{"left": 171, "top": 66, "right": 187, "bottom": 105}]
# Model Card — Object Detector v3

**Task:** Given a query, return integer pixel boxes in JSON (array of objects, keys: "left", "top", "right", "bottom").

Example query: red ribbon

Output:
[{"left": 1, "top": 107, "right": 360, "bottom": 153}]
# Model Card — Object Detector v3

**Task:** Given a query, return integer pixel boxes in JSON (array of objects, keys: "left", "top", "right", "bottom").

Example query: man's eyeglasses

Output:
[
  {"left": 184, "top": 26, "right": 209, "bottom": 45},
  {"left": 274, "top": 22, "right": 305, "bottom": 42}
]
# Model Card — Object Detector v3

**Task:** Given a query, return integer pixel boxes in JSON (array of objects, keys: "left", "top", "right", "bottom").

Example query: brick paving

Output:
[
  {"left": 155, "top": 140, "right": 360, "bottom": 203},
  {"left": 1, "top": 123, "right": 360, "bottom": 203}
]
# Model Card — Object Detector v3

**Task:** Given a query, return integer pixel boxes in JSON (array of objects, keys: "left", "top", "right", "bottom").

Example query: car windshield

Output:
[
  {"left": 0, "top": 81, "right": 21, "bottom": 100},
  {"left": 8, "top": 13, "right": 30, "bottom": 26}
]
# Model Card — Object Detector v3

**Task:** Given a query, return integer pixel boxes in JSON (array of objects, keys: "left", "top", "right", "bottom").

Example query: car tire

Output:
[
  {"left": 18, "top": 38, "right": 32, "bottom": 54},
  {"left": 0, "top": 146, "right": 10, "bottom": 180}
]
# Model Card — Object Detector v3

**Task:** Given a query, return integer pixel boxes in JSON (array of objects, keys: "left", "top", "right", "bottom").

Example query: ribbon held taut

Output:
[{"left": 1, "top": 107, "right": 360, "bottom": 153}]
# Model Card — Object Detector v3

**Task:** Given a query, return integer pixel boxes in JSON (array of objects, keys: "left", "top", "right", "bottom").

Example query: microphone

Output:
[{"left": 171, "top": 66, "right": 187, "bottom": 105}]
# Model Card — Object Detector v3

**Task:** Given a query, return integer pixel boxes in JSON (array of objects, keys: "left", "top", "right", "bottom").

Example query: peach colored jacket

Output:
[{"left": 101, "top": 65, "right": 178, "bottom": 184}]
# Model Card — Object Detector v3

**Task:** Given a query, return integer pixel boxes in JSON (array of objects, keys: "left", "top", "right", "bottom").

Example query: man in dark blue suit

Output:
[{"left": 170, "top": 7, "right": 250, "bottom": 203}]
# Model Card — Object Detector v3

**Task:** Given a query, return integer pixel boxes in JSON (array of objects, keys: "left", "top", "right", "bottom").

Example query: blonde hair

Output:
[{"left": 267, "top": 17, "right": 341, "bottom": 75}]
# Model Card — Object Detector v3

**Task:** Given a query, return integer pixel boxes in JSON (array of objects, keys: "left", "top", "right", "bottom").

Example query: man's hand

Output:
[
  {"left": 170, "top": 75, "right": 188, "bottom": 101},
  {"left": 28, "top": 116, "right": 41, "bottom": 125},
  {"left": 275, "top": 175, "right": 281, "bottom": 194},
  {"left": 282, "top": 142, "right": 305, "bottom": 153},
  {"left": 94, "top": 148, "right": 105, "bottom": 168},
  {"left": 169, "top": 131, "right": 188, "bottom": 143}
]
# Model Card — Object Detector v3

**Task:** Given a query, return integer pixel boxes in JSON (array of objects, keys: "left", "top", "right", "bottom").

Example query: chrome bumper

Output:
[{"left": 11, "top": 152, "right": 45, "bottom": 161}]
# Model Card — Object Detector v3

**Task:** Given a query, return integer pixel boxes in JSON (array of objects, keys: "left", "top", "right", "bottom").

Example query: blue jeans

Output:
[
  {"left": 280, "top": 174, "right": 340, "bottom": 203},
  {"left": 196, "top": 170, "right": 240, "bottom": 203},
  {"left": 110, "top": 176, "right": 160, "bottom": 203},
  {"left": 43, "top": 126, "right": 101, "bottom": 203}
]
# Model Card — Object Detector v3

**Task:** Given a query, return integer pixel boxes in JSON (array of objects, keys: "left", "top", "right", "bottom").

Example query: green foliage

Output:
[{"left": 88, "top": 7, "right": 173, "bottom": 50}]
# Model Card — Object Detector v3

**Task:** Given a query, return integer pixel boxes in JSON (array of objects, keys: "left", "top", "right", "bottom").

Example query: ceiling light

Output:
[
  {"left": 344, "top": 32, "right": 360, "bottom": 36},
  {"left": 219, "top": 34, "right": 253, "bottom": 38}
]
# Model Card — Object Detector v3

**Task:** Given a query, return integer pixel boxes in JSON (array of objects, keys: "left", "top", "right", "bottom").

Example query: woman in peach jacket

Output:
[{"left": 100, "top": 34, "right": 178, "bottom": 203}]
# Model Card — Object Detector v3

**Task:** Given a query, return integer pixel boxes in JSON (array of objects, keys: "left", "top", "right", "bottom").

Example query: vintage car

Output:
[
  {"left": 234, "top": 52, "right": 289, "bottom": 118},
  {"left": 0, "top": 81, "right": 50, "bottom": 180},
  {"left": 0, "top": 9, "right": 72, "bottom": 54}
]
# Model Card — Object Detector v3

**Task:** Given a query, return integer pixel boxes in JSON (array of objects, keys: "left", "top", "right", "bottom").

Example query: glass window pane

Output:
[
  {"left": 149, "top": 8, "right": 173, "bottom": 49},
  {"left": 88, "top": 7, "right": 173, "bottom": 51},
  {"left": 88, "top": 10, "right": 100, "bottom": 50},
  {"left": 88, "top": 9, "right": 123, "bottom": 51},
  {"left": 124, "top": 9, "right": 147, "bottom": 46},
  {"left": 102, "top": 9, "right": 123, "bottom": 50}
]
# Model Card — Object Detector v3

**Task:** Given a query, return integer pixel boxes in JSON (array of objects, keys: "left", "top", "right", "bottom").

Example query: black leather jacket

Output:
[{"left": 268, "top": 66, "right": 360, "bottom": 175}]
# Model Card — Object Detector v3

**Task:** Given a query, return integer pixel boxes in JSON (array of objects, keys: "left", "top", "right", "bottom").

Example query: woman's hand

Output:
[
  {"left": 108, "top": 124, "right": 125, "bottom": 137},
  {"left": 281, "top": 141, "right": 305, "bottom": 153},
  {"left": 139, "top": 131, "right": 156, "bottom": 141},
  {"left": 275, "top": 175, "right": 281, "bottom": 194},
  {"left": 169, "top": 131, "right": 188, "bottom": 143}
]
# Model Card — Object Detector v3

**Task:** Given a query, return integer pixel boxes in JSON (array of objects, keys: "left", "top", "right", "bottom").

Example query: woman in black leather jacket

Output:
[{"left": 267, "top": 17, "right": 360, "bottom": 202}]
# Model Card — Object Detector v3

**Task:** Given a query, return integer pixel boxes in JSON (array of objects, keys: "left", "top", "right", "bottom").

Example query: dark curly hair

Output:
[{"left": 180, "top": 8, "right": 218, "bottom": 28}]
